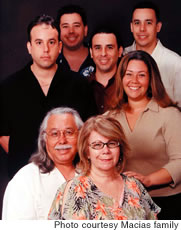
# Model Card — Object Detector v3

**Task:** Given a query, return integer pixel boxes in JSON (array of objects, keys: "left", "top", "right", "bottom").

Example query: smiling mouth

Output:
[
  {"left": 100, "top": 158, "right": 111, "bottom": 161},
  {"left": 137, "top": 35, "right": 147, "bottom": 39},
  {"left": 99, "top": 59, "right": 109, "bottom": 64},
  {"left": 129, "top": 86, "right": 140, "bottom": 90},
  {"left": 67, "top": 36, "right": 77, "bottom": 42}
]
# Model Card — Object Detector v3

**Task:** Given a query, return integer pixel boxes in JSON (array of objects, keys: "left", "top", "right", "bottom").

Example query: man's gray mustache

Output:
[{"left": 54, "top": 145, "right": 72, "bottom": 150}]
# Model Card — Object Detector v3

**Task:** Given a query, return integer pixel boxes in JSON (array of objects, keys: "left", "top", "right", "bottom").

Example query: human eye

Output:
[
  {"left": 50, "top": 130, "right": 59, "bottom": 137},
  {"left": 138, "top": 73, "right": 146, "bottom": 78},
  {"left": 91, "top": 141, "right": 103, "bottom": 149},
  {"left": 35, "top": 40, "right": 42, "bottom": 45},
  {"left": 94, "top": 45, "right": 101, "bottom": 50},
  {"left": 49, "top": 40, "right": 56, "bottom": 45},
  {"left": 107, "top": 45, "right": 113, "bottom": 49},
  {"left": 61, "top": 24, "right": 69, "bottom": 29},
  {"left": 146, "top": 20, "right": 152, "bottom": 25},
  {"left": 133, "top": 20, "right": 140, "bottom": 25},
  {"left": 65, "top": 129, "right": 74, "bottom": 137},
  {"left": 74, "top": 23, "right": 81, "bottom": 28},
  {"left": 125, "top": 72, "right": 132, "bottom": 77},
  {"left": 108, "top": 140, "right": 119, "bottom": 148}
]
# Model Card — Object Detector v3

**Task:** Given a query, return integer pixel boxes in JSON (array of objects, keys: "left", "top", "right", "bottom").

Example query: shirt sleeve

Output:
[
  {"left": 48, "top": 177, "right": 91, "bottom": 220},
  {"left": 172, "top": 57, "right": 181, "bottom": 107},
  {"left": 136, "top": 178, "right": 161, "bottom": 219},
  {"left": 2, "top": 167, "right": 37, "bottom": 219},
  {"left": 0, "top": 81, "right": 11, "bottom": 135},
  {"left": 48, "top": 183, "right": 67, "bottom": 220},
  {"left": 162, "top": 108, "right": 181, "bottom": 186}
]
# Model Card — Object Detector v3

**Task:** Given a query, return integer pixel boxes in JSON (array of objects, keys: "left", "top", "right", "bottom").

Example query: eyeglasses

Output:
[
  {"left": 89, "top": 140, "right": 120, "bottom": 150},
  {"left": 45, "top": 128, "right": 78, "bottom": 140}
]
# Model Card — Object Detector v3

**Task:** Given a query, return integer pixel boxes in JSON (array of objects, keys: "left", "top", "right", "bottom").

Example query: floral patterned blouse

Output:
[{"left": 48, "top": 174, "right": 160, "bottom": 220}]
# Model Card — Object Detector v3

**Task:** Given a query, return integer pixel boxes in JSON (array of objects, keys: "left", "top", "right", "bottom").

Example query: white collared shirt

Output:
[{"left": 2, "top": 163, "right": 67, "bottom": 219}]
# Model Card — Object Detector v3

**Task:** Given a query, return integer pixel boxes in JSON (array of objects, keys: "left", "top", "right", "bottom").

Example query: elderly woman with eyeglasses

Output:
[{"left": 48, "top": 115, "right": 160, "bottom": 220}]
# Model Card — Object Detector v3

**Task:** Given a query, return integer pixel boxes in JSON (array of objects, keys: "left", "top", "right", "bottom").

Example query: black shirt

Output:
[
  {"left": 0, "top": 63, "right": 97, "bottom": 178},
  {"left": 57, "top": 52, "right": 95, "bottom": 77}
]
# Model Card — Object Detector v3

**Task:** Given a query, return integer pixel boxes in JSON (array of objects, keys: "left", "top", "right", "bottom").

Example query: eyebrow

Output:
[
  {"left": 93, "top": 44, "right": 115, "bottom": 47},
  {"left": 126, "top": 70, "right": 147, "bottom": 73},
  {"left": 133, "top": 19, "right": 153, "bottom": 22},
  {"left": 34, "top": 38, "right": 57, "bottom": 42},
  {"left": 61, "top": 22, "right": 81, "bottom": 26}
]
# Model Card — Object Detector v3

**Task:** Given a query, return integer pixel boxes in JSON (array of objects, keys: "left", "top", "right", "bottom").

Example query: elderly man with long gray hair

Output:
[{"left": 2, "top": 107, "right": 83, "bottom": 220}]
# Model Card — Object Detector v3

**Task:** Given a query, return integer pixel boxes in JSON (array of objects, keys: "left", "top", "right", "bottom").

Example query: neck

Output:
[
  {"left": 31, "top": 63, "right": 57, "bottom": 80},
  {"left": 95, "top": 68, "right": 116, "bottom": 87},
  {"left": 63, "top": 45, "right": 88, "bottom": 72},
  {"left": 136, "top": 39, "right": 158, "bottom": 55},
  {"left": 89, "top": 167, "right": 119, "bottom": 183},
  {"left": 125, "top": 97, "right": 150, "bottom": 113},
  {"left": 56, "top": 163, "right": 75, "bottom": 181},
  {"left": 63, "top": 45, "right": 88, "bottom": 57}
]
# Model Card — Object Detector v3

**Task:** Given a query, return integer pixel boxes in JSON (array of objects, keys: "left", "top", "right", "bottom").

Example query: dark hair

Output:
[
  {"left": 56, "top": 4, "right": 87, "bottom": 26},
  {"left": 27, "top": 14, "right": 60, "bottom": 42},
  {"left": 89, "top": 26, "right": 123, "bottom": 48},
  {"left": 132, "top": 1, "right": 161, "bottom": 22},
  {"left": 111, "top": 50, "right": 178, "bottom": 109}
]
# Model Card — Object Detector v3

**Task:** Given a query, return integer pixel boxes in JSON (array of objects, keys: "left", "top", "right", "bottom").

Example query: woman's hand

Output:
[
  {"left": 124, "top": 171, "right": 152, "bottom": 187},
  {"left": 124, "top": 168, "right": 173, "bottom": 188}
]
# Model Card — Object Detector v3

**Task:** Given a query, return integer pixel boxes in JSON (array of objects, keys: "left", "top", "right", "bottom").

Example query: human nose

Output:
[
  {"left": 69, "top": 26, "right": 74, "bottom": 33},
  {"left": 131, "top": 74, "right": 139, "bottom": 82},
  {"left": 43, "top": 43, "right": 49, "bottom": 52},
  {"left": 102, "top": 144, "right": 111, "bottom": 153},
  {"left": 57, "top": 131, "right": 67, "bottom": 143},
  {"left": 101, "top": 47, "right": 107, "bottom": 56},
  {"left": 140, "top": 23, "right": 146, "bottom": 31}
]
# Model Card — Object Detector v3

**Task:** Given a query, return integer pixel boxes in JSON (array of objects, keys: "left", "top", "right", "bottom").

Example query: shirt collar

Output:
[
  {"left": 144, "top": 98, "right": 159, "bottom": 112},
  {"left": 88, "top": 72, "right": 115, "bottom": 87}
]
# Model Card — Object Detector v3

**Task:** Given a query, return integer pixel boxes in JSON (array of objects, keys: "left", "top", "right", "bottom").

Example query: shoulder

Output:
[
  {"left": 105, "top": 109, "right": 124, "bottom": 121},
  {"left": 4, "top": 163, "right": 40, "bottom": 196},
  {"left": 158, "top": 41, "right": 181, "bottom": 61},
  {"left": 0, "top": 63, "right": 32, "bottom": 88},
  {"left": 9, "top": 163, "right": 40, "bottom": 182},
  {"left": 123, "top": 43, "right": 136, "bottom": 55},
  {"left": 122, "top": 174, "right": 147, "bottom": 197},
  {"left": 158, "top": 105, "right": 181, "bottom": 120},
  {"left": 122, "top": 174, "right": 142, "bottom": 187}
]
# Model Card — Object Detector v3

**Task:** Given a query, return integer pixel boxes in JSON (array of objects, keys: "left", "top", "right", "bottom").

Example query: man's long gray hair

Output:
[{"left": 29, "top": 107, "right": 83, "bottom": 173}]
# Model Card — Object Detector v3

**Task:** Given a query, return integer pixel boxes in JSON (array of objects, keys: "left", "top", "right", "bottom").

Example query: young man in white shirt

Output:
[{"left": 124, "top": 1, "right": 181, "bottom": 107}]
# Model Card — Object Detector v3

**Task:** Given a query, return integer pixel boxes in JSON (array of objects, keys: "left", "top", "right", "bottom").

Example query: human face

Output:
[
  {"left": 88, "top": 131, "right": 120, "bottom": 173},
  {"left": 45, "top": 113, "right": 78, "bottom": 167},
  {"left": 60, "top": 13, "right": 88, "bottom": 50},
  {"left": 131, "top": 9, "right": 162, "bottom": 53},
  {"left": 123, "top": 60, "right": 150, "bottom": 102},
  {"left": 27, "top": 24, "right": 62, "bottom": 69},
  {"left": 90, "top": 33, "right": 122, "bottom": 74}
]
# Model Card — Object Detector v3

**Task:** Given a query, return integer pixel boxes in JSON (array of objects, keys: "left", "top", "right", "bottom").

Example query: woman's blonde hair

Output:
[{"left": 77, "top": 115, "right": 129, "bottom": 175}]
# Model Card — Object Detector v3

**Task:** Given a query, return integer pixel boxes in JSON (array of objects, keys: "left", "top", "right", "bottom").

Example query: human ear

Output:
[
  {"left": 27, "top": 41, "right": 32, "bottom": 55},
  {"left": 84, "top": 25, "right": 88, "bottom": 37},
  {"left": 90, "top": 48, "right": 93, "bottom": 58},
  {"left": 118, "top": 46, "right": 123, "bottom": 57},
  {"left": 156, "top": 22, "right": 162, "bottom": 33}
]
